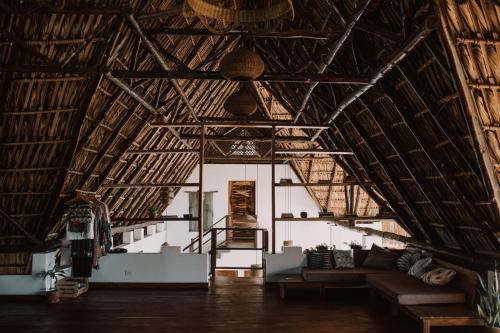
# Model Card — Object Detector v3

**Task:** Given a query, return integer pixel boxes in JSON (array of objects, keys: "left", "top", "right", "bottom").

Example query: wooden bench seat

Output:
[
  {"left": 402, "top": 304, "right": 483, "bottom": 333},
  {"left": 277, "top": 274, "right": 369, "bottom": 300}
]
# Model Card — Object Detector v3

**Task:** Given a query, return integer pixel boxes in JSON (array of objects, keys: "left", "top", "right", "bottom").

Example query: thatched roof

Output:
[{"left": 0, "top": 0, "right": 499, "bottom": 272}]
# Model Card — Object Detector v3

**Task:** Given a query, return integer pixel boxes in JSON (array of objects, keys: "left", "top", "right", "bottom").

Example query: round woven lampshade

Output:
[
  {"left": 224, "top": 88, "right": 257, "bottom": 116},
  {"left": 219, "top": 47, "right": 265, "bottom": 81},
  {"left": 185, "top": 0, "right": 294, "bottom": 29}
]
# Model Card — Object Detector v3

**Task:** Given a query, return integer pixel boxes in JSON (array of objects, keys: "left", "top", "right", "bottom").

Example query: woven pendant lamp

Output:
[
  {"left": 184, "top": 0, "right": 294, "bottom": 33},
  {"left": 224, "top": 86, "right": 257, "bottom": 117},
  {"left": 219, "top": 47, "right": 265, "bottom": 81}
]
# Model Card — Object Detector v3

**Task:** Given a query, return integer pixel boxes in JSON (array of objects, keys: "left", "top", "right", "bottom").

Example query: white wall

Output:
[
  {"left": 265, "top": 246, "right": 307, "bottom": 282},
  {"left": 165, "top": 164, "right": 383, "bottom": 253},
  {"left": 120, "top": 224, "right": 168, "bottom": 253},
  {"left": 0, "top": 251, "right": 59, "bottom": 295},
  {"left": 91, "top": 246, "right": 208, "bottom": 284}
]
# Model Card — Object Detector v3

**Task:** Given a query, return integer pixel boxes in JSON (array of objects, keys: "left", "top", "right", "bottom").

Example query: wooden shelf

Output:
[
  {"left": 274, "top": 216, "right": 396, "bottom": 222},
  {"left": 274, "top": 182, "right": 372, "bottom": 187}
]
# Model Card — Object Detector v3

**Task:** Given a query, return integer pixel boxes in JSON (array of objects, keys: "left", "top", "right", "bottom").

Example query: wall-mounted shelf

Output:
[
  {"left": 274, "top": 216, "right": 397, "bottom": 222},
  {"left": 274, "top": 182, "right": 372, "bottom": 187}
]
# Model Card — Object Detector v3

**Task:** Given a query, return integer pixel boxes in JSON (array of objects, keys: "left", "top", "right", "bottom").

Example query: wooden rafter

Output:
[{"left": 293, "top": 0, "right": 372, "bottom": 122}]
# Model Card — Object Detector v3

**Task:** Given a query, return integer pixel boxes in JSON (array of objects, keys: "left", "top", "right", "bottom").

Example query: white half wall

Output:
[
  {"left": 120, "top": 223, "right": 167, "bottom": 253},
  {"left": 0, "top": 251, "right": 58, "bottom": 295},
  {"left": 91, "top": 246, "right": 208, "bottom": 283},
  {"left": 265, "top": 246, "right": 307, "bottom": 282}
]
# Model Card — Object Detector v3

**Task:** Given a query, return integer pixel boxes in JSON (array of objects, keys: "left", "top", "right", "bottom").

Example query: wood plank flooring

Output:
[{"left": 0, "top": 277, "right": 482, "bottom": 333}]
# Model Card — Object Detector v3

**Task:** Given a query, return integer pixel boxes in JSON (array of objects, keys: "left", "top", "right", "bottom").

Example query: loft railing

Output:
[
  {"left": 182, "top": 214, "right": 230, "bottom": 253},
  {"left": 208, "top": 227, "right": 268, "bottom": 278}
]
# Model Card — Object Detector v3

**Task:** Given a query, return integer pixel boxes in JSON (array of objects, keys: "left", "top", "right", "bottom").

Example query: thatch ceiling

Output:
[{"left": 0, "top": 0, "right": 499, "bottom": 269}]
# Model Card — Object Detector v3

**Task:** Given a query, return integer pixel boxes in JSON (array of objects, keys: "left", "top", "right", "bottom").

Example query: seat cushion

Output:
[
  {"left": 302, "top": 267, "right": 393, "bottom": 283},
  {"left": 362, "top": 244, "right": 399, "bottom": 270},
  {"left": 367, "top": 273, "right": 466, "bottom": 305}
]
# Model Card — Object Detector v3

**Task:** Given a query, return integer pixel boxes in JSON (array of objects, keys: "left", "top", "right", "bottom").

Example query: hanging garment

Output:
[
  {"left": 64, "top": 204, "right": 95, "bottom": 240},
  {"left": 71, "top": 239, "right": 93, "bottom": 277},
  {"left": 99, "top": 201, "right": 113, "bottom": 253}
]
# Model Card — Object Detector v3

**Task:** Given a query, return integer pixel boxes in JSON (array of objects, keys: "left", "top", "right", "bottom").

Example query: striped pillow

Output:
[
  {"left": 420, "top": 267, "right": 456, "bottom": 286},
  {"left": 408, "top": 257, "right": 433, "bottom": 278},
  {"left": 396, "top": 252, "right": 421, "bottom": 272}
]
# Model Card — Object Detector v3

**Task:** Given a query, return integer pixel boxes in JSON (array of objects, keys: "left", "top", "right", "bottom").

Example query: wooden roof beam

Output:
[
  {"left": 150, "top": 120, "right": 330, "bottom": 129},
  {"left": 383, "top": 90, "right": 500, "bottom": 251},
  {"left": 318, "top": 132, "right": 389, "bottom": 209},
  {"left": 40, "top": 17, "right": 125, "bottom": 238},
  {"left": 312, "top": 16, "right": 437, "bottom": 141},
  {"left": 0, "top": 3, "right": 133, "bottom": 16},
  {"left": 0, "top": 208, "right": 44, "bottom": 247},
  {"left": 126, "top": 15, "right": 199, "bottom": 122},
  {"left": 146, "top": 27, "right": 341, "bottom": 39},
  {"left": 333, "top": 119, "right": 435, "bottom": 243},
  {"left": 293, "top": 0, "right": 372, "bottom": 123},
  {"left": 125, "top": 149, "right": 198, "bottom": 155},
  {"left": 179, "top": 134, "right": 313, "bottom": 143},
  {"left": 357, "top": 97, "right": 475, "bottom": 253},
  {"left": 0, "top": 66, "right": 370, "bottom": 85}
]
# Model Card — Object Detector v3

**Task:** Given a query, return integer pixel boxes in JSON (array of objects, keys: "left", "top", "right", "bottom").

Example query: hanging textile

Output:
[
  {"left": 188, "top": 192, "right": 198, "bottom": 232},
  {"left": 71, "top": 239, "right": 93, "bottom": 277},
  {"left": 64, "top": 203, "right": 95, "bottom": 240},
  {"left": 188, "top": 191, "right": 215, "bottom": 232},
  {"left": 63, "top": 194, "right": 113, "bottom": 276},
  {"left": 204, "top": 192, "right": 214, "bottom": 230}
]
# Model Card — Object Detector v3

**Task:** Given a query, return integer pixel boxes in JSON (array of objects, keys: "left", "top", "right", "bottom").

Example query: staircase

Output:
[{"left": 182, "top": 215, "right": 268, "bottom": 279}]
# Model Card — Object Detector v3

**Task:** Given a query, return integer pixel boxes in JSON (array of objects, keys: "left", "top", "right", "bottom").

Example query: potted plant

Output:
[
  {"left": 477, "top": 267, "right": 499, "bottom": 332},
  {"left": 147, "top": 206, "right": 161, "bottom": 218},
  {"left": 306, "top": 243, "right": 333, "bottom": 269},
  {"left": 41, "top": 266, "right": 67, "bottom": 304},
  {"left": 347, "top": 241, "right": 363, "bottom": 250}
]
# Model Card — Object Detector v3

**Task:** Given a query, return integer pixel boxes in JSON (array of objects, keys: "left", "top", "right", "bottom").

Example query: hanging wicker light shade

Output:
[
  {"left": 224, "top": 87, "right": 257, "bottom": 116},
  {"left": 184, "top": 0, "right": 294, "bottom": 33},
  {"left": 219, "top": 47, "right": 265, "bottom": 81},
  {"left": 159, "top": 188, "right": 175, "bottom": 207}
]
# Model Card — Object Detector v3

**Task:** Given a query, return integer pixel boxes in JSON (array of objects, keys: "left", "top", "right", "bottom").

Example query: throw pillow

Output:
[
  {"left": 362, "top": 244, "right": 399, "bottom": 270},
  {"left": 420, "top": 267, "right": 456, "bottom": 286},
  {"left": 396, "top": 252, "right": 421, "bottom": 272},
  {"left": 333, "top": 250, "right": 355, "bottom": 268},
  {"left": 408, "top": 257, "right": 433, "bottom": 278}
]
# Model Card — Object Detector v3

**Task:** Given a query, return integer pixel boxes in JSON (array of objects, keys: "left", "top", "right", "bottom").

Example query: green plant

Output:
[
  {"left": 477, "top": 265, "right": 500, "bottom": 328},
  {"left": 41, "top": 266, "right": 67, "bottom": 291},
  {"left": 148, "top": 206, "right": 161, "bottom": 217},
  {"left": 306, "top": 243, "right": 330, "bottom": 253}
]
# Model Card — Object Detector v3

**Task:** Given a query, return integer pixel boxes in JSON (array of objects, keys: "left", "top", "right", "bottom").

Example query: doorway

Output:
[{"left": 227, "top": 181, "right": 257, "bottom": 245}]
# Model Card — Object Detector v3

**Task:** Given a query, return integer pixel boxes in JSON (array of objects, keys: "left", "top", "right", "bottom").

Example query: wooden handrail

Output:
[{"left": 182, "top": 214, "right": 229, "bottom": 252}]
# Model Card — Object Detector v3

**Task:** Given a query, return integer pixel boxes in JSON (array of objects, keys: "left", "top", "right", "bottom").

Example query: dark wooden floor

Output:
[{"left": 0, "top": 277, "right": 482, "bottom": 333}]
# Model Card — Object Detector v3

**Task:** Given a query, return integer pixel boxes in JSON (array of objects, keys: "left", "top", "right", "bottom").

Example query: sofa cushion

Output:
[
  {"left": 367, "top": 273, "right": 466, "bottom": 305},
  {"left": 396, "top": 252, "right": 421, "bottom": 272},
  {"left": 420, "top": 267, "right": 456, "bottom": 286},
  {"left": 332, "top": 250, "right": 354, "bottom": 268},
  {"left": 362, "top": 244, "right": 399, "bottom": 270},
  {"left": 408, "top": 257, "right": 433, "bottom": 278},
  {"left": 302, "top": 267, "right": 394, "bottom": 283}
]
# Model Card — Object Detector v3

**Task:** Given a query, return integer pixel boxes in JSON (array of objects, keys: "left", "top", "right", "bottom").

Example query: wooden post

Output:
[
  {"left": 271, "top": 126, "right": 276, "bottom": 254},
  {"left": 210, "top": 228, "right": 217, "bottom": 278},
  {"left": 198, "top": 124, "right": 205, "bottom": 254}
]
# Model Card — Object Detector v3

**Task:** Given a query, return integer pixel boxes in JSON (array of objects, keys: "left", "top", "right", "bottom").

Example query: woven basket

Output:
[
  {"left": 219, "top": 47, "right": 265, "bottom": 81},
  {"left": 224, "top": 88, "right": 257, "bottom": 116},
  {"left": 185, "top": 0, "right": 294, "bottom": 23}
]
